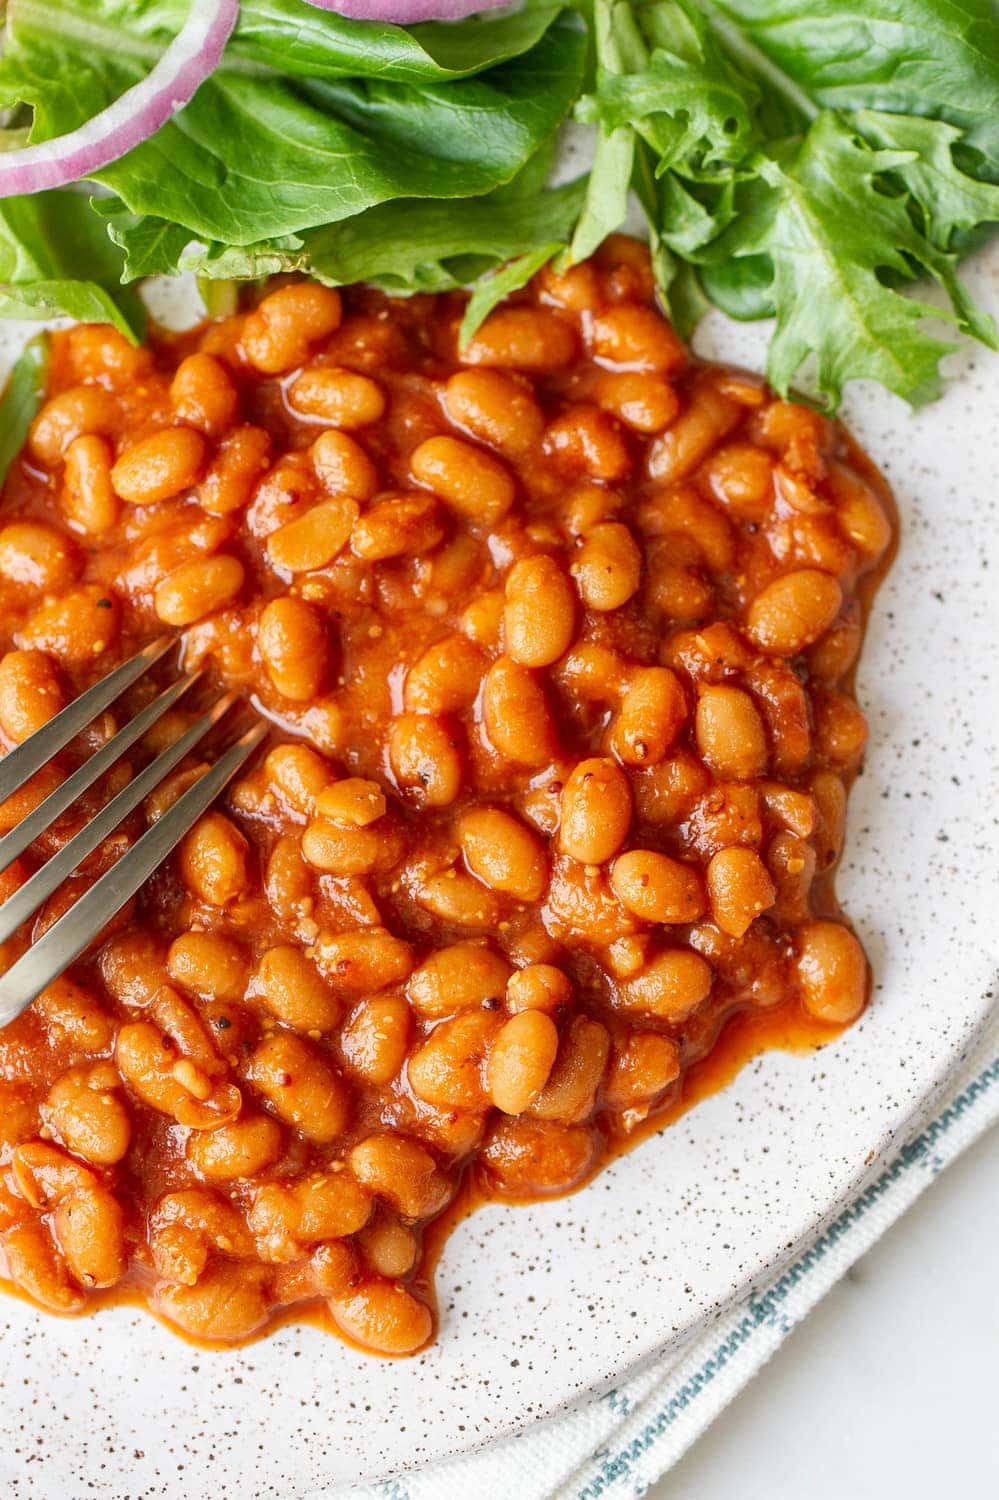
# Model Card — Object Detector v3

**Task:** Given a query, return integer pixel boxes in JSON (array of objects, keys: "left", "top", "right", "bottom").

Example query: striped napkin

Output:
[{"left": 327, "top": 1015, "right": 999, "bottom": 1500}]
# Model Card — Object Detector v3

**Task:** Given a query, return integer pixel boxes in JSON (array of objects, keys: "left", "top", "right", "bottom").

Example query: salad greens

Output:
[{"left": 0, "top": 0, "right": 996, "bottom": 408}]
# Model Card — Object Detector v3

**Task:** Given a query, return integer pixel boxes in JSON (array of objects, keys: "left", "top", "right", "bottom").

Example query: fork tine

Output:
[
  {"left": 0, "top": 670, "right": 203, "bottom": 875},
  {"left": 0, "top": 689, "right": 238, "bottom": 949},
  {"left": 0, "top": 637, "right": 174, "bottom": 805},
  {"left": 0, "top": 717, "right": 267, "bottom": 1025}
]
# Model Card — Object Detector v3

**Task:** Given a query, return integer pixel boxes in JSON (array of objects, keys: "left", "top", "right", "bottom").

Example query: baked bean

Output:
[
  {"left": 506, "top": 963, "right": 572, "bottom": 1014},
  {"left": 0, "top": 521, "right": 77, "bottom": 591},
  {"left": 264, "top": 833, "right": 314, "bottom": 922},
  {"left": 796, "top": 920, "right": 867, "bottom": 1023},
  {"left": 590, "top": 302, "right": 685, "bottom": 372},
  {"left": 610, "top": 849, "right": 706, "bottom": 924},
  {"left": 461, "top": 306, "right": 576, "bottom": 371},
  {"left": 266, "top": 742, "right": 333, "bottom": 816},
  {"left": 247, "top": 1030, "right": 349, "bottom": 1145},
  {"left": 611, "top": 666, "right": 686, "bottom": 766},
  {"left": 408, "top": 941, "right": 511, "bottom": 1018},
  {"left": 62, "top": 434, "right": 120, "bottom": 534},
  {"left": 538, "top": 257, "right": 599, "bottom": 310},
  {"left": 618, "top": 948, "right": 713, "bottom": 1021},
  {"left": 559, "top": 757, "right": 632, "bottom": 864},
  {"left": 407, "top": 1011, "right": 500, "bottom": 1110},
  {"left": 198, "top": 425, "right": 271, "bottom": 515},
  {"left": 115, "top": 1021, "right": 237, "bottom": 1130},
  {"left": 358, "top": 1211, "right": 418, "bottom": 1279},
  {"left": 154, "top": 553, "right": 244, "bottom": 625},
  {"left": 556, "top": 641, "right": 629, "bottom": 704},
  {"left": 241, "top": 283, "right": 343, "bottom": 374},
  {"left": 530, "top": 1015, "right": 609, "bottom": 1122},
  {"left": 252, "top": 945, "right": 340, "bottom": 1033},
  {"left": 170, "top": 353, "right": 239, "bottom": 436},
  {"left": 481, "top": 1116, "right": 597, "bottom": 1195},
  {"left": 746, "top": 569, "right": 843, "bottom": 654},
  {"left": 156, "top": 1264, "right": 270, "bottom": 1341},
  {"left": 648, "top": 384, "right": 740, "bottom": 482},
  {"left": 443, "top": 368, "right": 544, "bottom": 456},
  {"left": 4, "top": 1222, "right": 84, "bottom": 1311},
  {"left": 814, "top": 691, "right": 868, "bottom": 765},
  {"left": 349, "top": 1135, "right": 450, "bottom": 1219},
  {"left": 258, "top": 595, "right": 329, "bottom": 701},
  {"left": 53, "top": 1184, "right": 126, "bottom": 1289},
  {"left": 704, "top": 443, "right": 774, "bottom": 521},
  {"left": 178, "top": 811, "right": 250, "bottom": 906},
  {"left": 640, "top": 485, "right": 735, "bottom": 571},
  {"left": 329, "top": 1279, "right": 432, "bottom": 1356},
  {"left": 112, "top": 427, "right": 205, "bottom": 504},
  {"left": 481, "top": 656, "right": 557, "bottom": 766},
  {"left": 288, "top": 366, "right": 386, "bottom": 428},
  {"left": 695, "top": 685, "right": 768, "bottom": 780},
  {"left": 340, "top": 995, "right": 412, "bottom": 1084},
  {"left": 829, "top": 461, "right": 892, "bottom": 558},
  {"left": 311, "top": 428, "right": 378, "bottom": 500},
  {"left": 351, "top": 491, "right": 444, "bottom": 561},
  {"left": 168, "top": 932, "right": 248, "bottom": 1004},
  {"left": 315, "top": 778, "right": 386, "bottom": 829},
  {"left": 561, "top": 481, "right": 621, "bottom": 535},
  {"left": 761, "top": 783, "right": 816, "bottom": 839},
  {"left": 459, "top": 806, "right": 548, "bottom": 902},
  {"left": 604, "top": 1032, "right": 680, "bottom": 1108},
  {"left": 571, "top": 521, "right": 642, "bottom": 611},
  {"left": 812, "top": 770, "right": 847, "bottom": 868},
  {"left": 411, "top": 434, "right": 514, "bottom": 525},
  {"left": 266, "top": 496, "right": 358, "bottom": 574},
  {"left": 503, "top": 554, "right": 575, "bottom": 667},
  {"left": 488, "top": 1010, "right": 559, "bottom": 1114},
  {"left": 249, "top": 1173, "right": 371, "bottom": 1256},
  {"left": 404, "top": 635, "right": 485, "bottom": 714},
  {"left": 42, "top": 1065, "right": 131, "bottom": 1165},
  {"left": 313, "top": 929, "right": 413, "bottom": 993},
  {"left": 150, "top": 1188, "right": 253, "bottom": 1285},
  {"left": 808, "top": 614, "right": 862, "bottom": 685},
  {"left": 389, "top": 712, "right": 463, "bottom": 806},
  {"left": 17, "top": 584, "right": 118, "bottom": 663},
  {"left": 545, "top": 404, "right": 632, "bottom": 481},
  {"left": 417, "top": 867, "right": 502, "bottom": 927},
  {"left": 29, "top": 384, "right": 118, "bottom": 466},
  {"left": 595, "top": 370, "right": 679, "bottom": 433},
  {"left": 302, "top": 813, "right": 399, "bottom": 876},
  {"left": 706, "top": 847, "right": 777, "bottom": 937},
  {"left": 188, "top": 1115, "right": 284, "bottom": 1180},
  {"left": 0, "top": 649, "right": 64, "bottom": 743},
  {"left": 767, "top": 830, "right": 817, "bottom": 922}
]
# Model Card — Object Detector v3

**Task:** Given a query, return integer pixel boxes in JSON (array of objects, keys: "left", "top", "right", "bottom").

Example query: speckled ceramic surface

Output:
[{"left": 0, "top": 245, "right": 995, "bottom": 1499}]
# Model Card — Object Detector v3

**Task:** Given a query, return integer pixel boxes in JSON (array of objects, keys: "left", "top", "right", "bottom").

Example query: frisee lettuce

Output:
[{"left": 0, "top": 0, "right": 995, "bottom": 407}]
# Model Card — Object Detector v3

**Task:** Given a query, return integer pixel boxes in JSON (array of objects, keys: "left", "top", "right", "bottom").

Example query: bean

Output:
[
  {"left": 0, "top": 649, "right": 64, "bottom": 743},
  {"left": 288, "top": 366, "right": 386, "bottom": 428},
  {"left": 241, "top": 283, "right": 342, "bottom": 375},
  {"left": 503, "top": 554, "right": 575, "bottom": 667},
  {"left": 111, "top": 427, "right": 206, "bottom": 504},
  {"left": 796, "top": 920, "right": 867, "bottom": 1023},
  {"left": 154, "top": 554, "right": 244, "bottom": 625},
  {"left": 410, "top": 435, "right": 514, "bottom": 525},
  {"left": 443, "top": 369, "right": 544, "bottom": 456},
  {"left": 618, "top": 948, "right": 713, "bottom": 1021},
  {"left": 170, "top": 353, "right": 239, "bottom": 437},
  {"left": 695, "top": 685, "right": 768, "bottom": 781},
  {"left": 559, "top": 757, "right": 632, "bottom": 864},
  {"left": 258, "top": 595, "right": 329, "bottom": 701},
  {"left": 488, "top": 1010, "right": 559, "bottom": 1114},
  {"left": 407, "top": 941, "right": 511, "bottom": 1018},
  {"left": 746, "top": 569, "right": 843, "bottom": 654},
  {"left": 571, "top": 522, "right": 642, "bottom": 611},
  {"left": 481, "top": 656, "right": 557, "bottom": 767},
  {"left": 706, "top": 846, "right": 777, "bottom": 937},
  {"left": 311, "top": 428, "right": 378, "bottom": 501},
  {"left": 247, "top": 1031, "right": 350, "bottom": 1145},
  {"left": 459, "top": 806, "right": 548, "bottom": 902},
  {"left": 610, "top": 849, "right": 706, "bottom": 924},
  {"left": 461, "top": 306, "right": 576, "bottom": 371},
  {"left": 266, "top": 496, "right": 358, "bottom": 573},
  {"left": 389, "top": 712, "right": 463, "bottom": 806},
  {"left": 610, "top": 667, "right": 686, "bottom": 766},
  {"left": 589, "top": 304, "right": 685, "bottom": 373}
]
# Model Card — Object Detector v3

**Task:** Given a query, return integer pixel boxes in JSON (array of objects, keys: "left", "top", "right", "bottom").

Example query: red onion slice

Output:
[
  {"left": 0, "top": 0, "right": 239, "bottom": 197},
  {"left": 302, "top": 1, "right": 509, "bottom": 20}
]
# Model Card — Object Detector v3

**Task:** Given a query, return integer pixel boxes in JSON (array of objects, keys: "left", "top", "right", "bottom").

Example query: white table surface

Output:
[{"left": 649, "top": 1123, "right": 999, "bottom": 1498}]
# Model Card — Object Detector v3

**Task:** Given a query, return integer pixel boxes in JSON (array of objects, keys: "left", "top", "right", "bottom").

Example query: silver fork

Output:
[{"left": 0, "top": 638, "right": 267, "bottom": 1026}]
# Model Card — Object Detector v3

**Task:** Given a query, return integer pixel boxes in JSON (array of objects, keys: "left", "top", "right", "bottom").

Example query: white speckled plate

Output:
[{"left": 0, "top": 242, "right": 996, "bottom": 1498}]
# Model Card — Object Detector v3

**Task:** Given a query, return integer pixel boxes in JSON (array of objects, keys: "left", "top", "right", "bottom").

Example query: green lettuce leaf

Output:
[
  {"left": 0, "top": 3, "right": 585, "bottom": 246},
  {"left": 0, "top": 191, "right": 143, "bottom": 337},
  {"left": 0, "top": 333, "right": 49, "bottom": 491},
  {"left": 715, "top": 113, "right": 997, "bottom": 405}
]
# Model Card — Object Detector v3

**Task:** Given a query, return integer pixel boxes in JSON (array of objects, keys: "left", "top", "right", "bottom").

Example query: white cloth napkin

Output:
[{"left": 328, "top": 1015, "right": 999, "bottom": 1500}]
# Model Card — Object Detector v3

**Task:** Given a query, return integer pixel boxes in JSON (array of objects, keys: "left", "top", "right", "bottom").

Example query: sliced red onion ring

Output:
[
  {"left": 302, "top": 0, "right": 509, "bottom": 20},
  {"left": 0, "top": 0, "right": 239, "bottom": 197}
]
